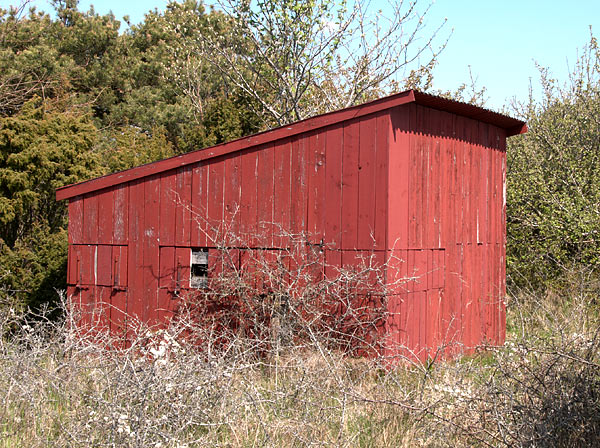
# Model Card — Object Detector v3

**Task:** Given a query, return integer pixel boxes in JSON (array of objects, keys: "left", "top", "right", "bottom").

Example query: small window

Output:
[{"left": 191, "top": 248, "right": 209, "bottom": 288}]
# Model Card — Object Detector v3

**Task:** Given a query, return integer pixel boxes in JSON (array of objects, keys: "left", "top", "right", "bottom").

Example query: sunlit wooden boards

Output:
[{"left": 58, "top": 90, "right": 525, "bottom": 359}]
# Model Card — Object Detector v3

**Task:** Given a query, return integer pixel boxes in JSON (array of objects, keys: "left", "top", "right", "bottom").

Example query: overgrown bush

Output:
[
  {"left": 0, "top": 98, "right": 101, "bottom": 312},
  {"left": 3, "top": 260, "right": 600, "bottom": 446},
  {"left": 507, "top": 31, "right": 600, "bottom": 290}
]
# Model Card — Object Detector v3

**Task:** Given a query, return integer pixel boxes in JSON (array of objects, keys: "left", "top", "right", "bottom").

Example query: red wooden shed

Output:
[{"left": 56, "top": 89, "right": 526, "bottom": 360}]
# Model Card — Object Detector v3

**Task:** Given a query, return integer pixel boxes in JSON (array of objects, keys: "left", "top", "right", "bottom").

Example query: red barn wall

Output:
[
  {"left": 385, "top": 103, "right": 507, "bottom": 360},
  {"left": 66, "top": 111, "right": 391, "bottom": 338},
  {"left": 65, "top": 100, "right": 511, "bottom": 360}
]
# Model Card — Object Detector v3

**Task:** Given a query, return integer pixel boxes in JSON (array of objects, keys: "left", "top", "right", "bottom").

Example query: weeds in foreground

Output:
[{"left": 1, "top": 277, "right": 599, "bottom": 447}]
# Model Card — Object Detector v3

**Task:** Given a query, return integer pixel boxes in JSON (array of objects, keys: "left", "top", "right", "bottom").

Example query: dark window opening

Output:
[{"left": 191, "top": 248, "right": 209, "bottom": 288}]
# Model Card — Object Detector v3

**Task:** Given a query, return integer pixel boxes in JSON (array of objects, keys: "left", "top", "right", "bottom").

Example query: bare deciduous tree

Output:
[{"left": 170, "top": 0, "right": 449, "bottom": 128}]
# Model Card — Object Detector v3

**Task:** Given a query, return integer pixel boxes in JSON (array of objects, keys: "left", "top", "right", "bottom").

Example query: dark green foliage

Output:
[
  {"left": 0, "top": 97, "right": 101, "bottom": 310},
  {"left": 98, "top": 126, "right": 176, "bottom": 173},
  {"left": 179, "top": 95, "right": 262, "bottom": 151},
  {"left": 0, "top": 0, "right": 262, "bottom": 312},
  {"left": 507, "top": 33, "right": 600, "bottom": 290}
]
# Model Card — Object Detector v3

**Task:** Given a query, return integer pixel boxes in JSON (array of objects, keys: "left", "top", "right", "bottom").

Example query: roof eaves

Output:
[{"left": 56, "top": 89, "right": 526, "bottom": 201}]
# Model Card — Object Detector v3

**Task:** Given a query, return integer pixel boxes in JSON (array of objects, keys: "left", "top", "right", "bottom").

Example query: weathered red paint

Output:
[{"left": 56, "top": 90, "right": 526, "bottom": 361}]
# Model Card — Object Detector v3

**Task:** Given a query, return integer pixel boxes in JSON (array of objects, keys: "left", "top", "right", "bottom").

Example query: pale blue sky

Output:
[{"left": 16, "top": 0, "right": 600, "bottom": 111}]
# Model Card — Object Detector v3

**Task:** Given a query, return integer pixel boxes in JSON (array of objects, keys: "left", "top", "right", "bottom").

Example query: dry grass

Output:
[{"left": 1, "top": 263, "right": 599, "bottom": 447}]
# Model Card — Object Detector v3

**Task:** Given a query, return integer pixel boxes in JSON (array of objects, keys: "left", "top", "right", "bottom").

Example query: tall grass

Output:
[{"left": 1, "top": 273, "right": 599, "bottom": 447}]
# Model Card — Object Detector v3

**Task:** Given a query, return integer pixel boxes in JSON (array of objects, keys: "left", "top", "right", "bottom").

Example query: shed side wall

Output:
[
  {"left": 386, "top": 103, "right": 507, "bottom": 361},
  {"left": 67, "top": 111, "right": 390, "bottom": 338}
]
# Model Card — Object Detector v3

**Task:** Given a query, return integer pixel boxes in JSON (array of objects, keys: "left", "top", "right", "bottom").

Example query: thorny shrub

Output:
[
  {"left": 2, "top": 254, "right": 600, "bottom": 446},
  {"left": 167, "top": 239, "right": 390, "bottom": 359}
]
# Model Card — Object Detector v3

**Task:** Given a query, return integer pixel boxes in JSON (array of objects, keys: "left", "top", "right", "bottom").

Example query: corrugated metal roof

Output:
[
  {"left": 56, "top": 89, "right": 526, "bottom": 201},
  {"left": 412, "top": 91, "right": 527, "bottom": 136}
]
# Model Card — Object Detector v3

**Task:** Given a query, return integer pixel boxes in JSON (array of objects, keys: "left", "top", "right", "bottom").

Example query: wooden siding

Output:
[
  {"left": 385, "top": 103, "right": 507, "bottom": 360},
  {"left": 67, "top": 111, "right": 390, "bottom": 340},
  {"left": 63, "top": 96, "right": 516, "bottom": 360}
]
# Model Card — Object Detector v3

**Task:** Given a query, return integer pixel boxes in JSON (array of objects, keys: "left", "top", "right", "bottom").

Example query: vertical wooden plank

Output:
[
  {"left": 433, "top": 140, "right": 442, "bottom": 249},
  {"left": 324, "top": 125, "right": 343, "bottom": 248},
  {"left": 473, "top": 137, "right": 481, "bottom": 245},
  {"left": 415, "top": 249, "right": 428, "bottom": 292},
  {"left": 175, "top": 166, "right": 193, "bottom": 247},
  {"left": 405, "top": 248, "right": 415, "bottom": 293},
  {"left": 110, "top": 289, "right": 127, "bottom": 342},
  {"left": 157, "top": 289, "right": 175, "bottom": 328},
  {"left": 306, "top": 131, "right": 326, "bottom": 245},
  {"left": 459, "top": 243, "right": 470, "bottom": 350},
  {"left": 472, "top": 244, "right": 483, "bottom": 348},
  {"left": 143, "top": 176, "right": 160, "bottom": 326},
  {"left": 452, "top": 117, "right": 462, "bottom": 245},
  {"left": 484, "top": 244, "right": 492, "bottom": 342},
  {"left": 257, "top": 144, "right": 274, "bottom": 248},
  {"left": 448, "top": 247, "right": 459, "bottom": 352},
  {"left": 489, "top": 146, "right": 496, "bottom": 247},
  {"left": 417, "top": 107, "right": 433, "bottom": 249},
  {"left": 409, "top": 106, "right": 422, "bottom": 249},
  {"left": 471, "top": 120, "right": 480, "bottom": 245},
  {"left": 387, "top": 106, "right": 410, "bottom": 250},
  {"left": 418, "top": 290, "right": 427, "bottom": 361},
  {"left": 397, "top": 291, "right": 409, "bottom": 358},
  {"left": 113, "top": 245, "right": 128, "bottom": 287},
  {"left": 68, "top": 197, "right": 84, "bottom": 244},
  {"left": 341, "top": 120, "right": 359, "bottom": 249},
  {"left": 357, "top": 115, "right": 377, "bottom": 249},
  {"left": 387, "top": 248, "right": 409, "bottom": 359},
  {"left": 109, "top": 245, "right": 127, "bottom": 340},
  {"left": 67, "top": 245, "right": 77, "bottom": 285},
  {"left": 439, "top": 111, "right": 453, "bottom": 247},
  {"left": 439, "top": 253, "right": 452, "bottom": 352},
  {"left": 463, "top": 120, "right": 472, "bottom": 245},
  {"left": 97, "top": 188, "right": 114, "bottom": 245},
  {"left": 474, "top": 243, "right": 484, "bottom": 344},
  {"left": 464, "top": 123, "right": 473, "bottom": 244},
  {"left": 158, "top": 246, "right": 176, "bottom": 289},
  {"left": 426, "top": 248, "right": 433, "bottom": 290},
  {"left": 96, "top": 245, "right": 112, "bottom": 286},
  {"left": 430, "top": 249, "right": 437, "bottom": 290},
  {"left": 374, "top": 113, "right": 388, "bottom": 251},
  {"left": 128, "top": 180, "right": 144, "bottom": 323},
  {"left": 290, "top": 136, "right": 308, "bottom": 239},
  {"left": 273, "top": 139, "right": 292, "bottom": 248},
  {"left": 497, "top": 143, "right": 503, "bottom": 247},
  {"left": 484, "top": 125, "right": 493, "bottom": 245},
  {"left": 445, "top": 247, "right": 461, "bottom": 355},
  {"left": 79, "top": 244, "right": 96, "bottom": 285},
  {"left": 83, "top": 194, "right": 98, "bottom": 244},
  {"left": 476, "top": 123, "right": 486, "bottom": 245},
  {"left": 427, "top": 288, "right": 442, "bottom": 358},
  {"left": 240, "top": 149, "right": 258, "bottom": 247},
  {"left": 224, "top": 155, "right": 241, "bottom": 242},
  {"left": 324, "top": 249, "right": 342, "bottom": 280},
  {"left": 405, "top": 291, "right": 417, "bottom": 359},
  {"left": 79, "top": 286, "right": 95, "bottom": 332},
  {"left": 455, "top": 116, "right": 466, "bottom": 244},
  {"left": 113, "top": 184, "right": 128, "bottom": 244},
  {"left": 207, "top": 159, "right": 225, "bottom": 245},
  {"left": 160, "top": 171, "right": 177, "bottom": 247},
  {"left": 428, "top": 108, "right": 441, "bottom": 249},
  {"left": 493, "top": 243, "right": 501, "bottom": 344},
  {"left": 175, "top": 247, "right": 190, "bottom": 289},
  {"left": 96, "top": 286, "right": 112, "bottom": 335},
  {"left": 425, "top": 287, "right": 434, "bottom": 356},
  {"left": 191, "top": 163, "right": 209, "bottom": 247}
]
